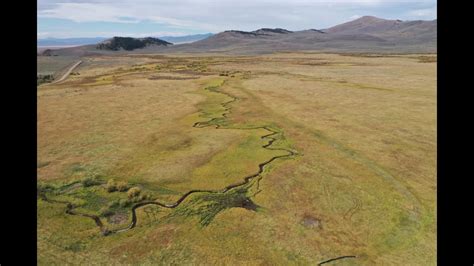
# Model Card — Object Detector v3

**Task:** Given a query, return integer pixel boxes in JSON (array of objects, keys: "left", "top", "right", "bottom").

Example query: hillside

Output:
[
  {"left": 96, "top": 37, "right": 172, "bottom": 51},
  {"left": 168, "top": 16, "right": 436, "bottom": 54},
  {"left": 39, "top": 36, "right": 172, "bottom": 56},
  {"left": 159, "top": 33, "right": 214, "bottom": 44}
]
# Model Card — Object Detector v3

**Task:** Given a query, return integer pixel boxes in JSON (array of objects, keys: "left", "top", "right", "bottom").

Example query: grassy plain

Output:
[
  {"left": 38, "top": 53, "right": 436, "bottom": 265},
  {"left": 37, "top": 56, "right": 80, "bottom": 76}
]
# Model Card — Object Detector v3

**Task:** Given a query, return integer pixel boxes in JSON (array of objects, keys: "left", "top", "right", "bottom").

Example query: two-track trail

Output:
[{"left": 50, "top": 60, "right": 83, "bottom": 84}]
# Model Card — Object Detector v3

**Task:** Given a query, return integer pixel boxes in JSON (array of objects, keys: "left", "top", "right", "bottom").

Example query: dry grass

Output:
[
  {"left": 37, "top": 56, "right": 79, "bottom": 76},
  {"left": 38, "top": 52, "right": 436, "bottom": 265}
]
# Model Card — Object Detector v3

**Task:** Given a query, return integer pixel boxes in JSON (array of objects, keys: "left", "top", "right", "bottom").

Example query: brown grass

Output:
[{"left": 38, "top": 52, "right": 436, "bottom": 265}]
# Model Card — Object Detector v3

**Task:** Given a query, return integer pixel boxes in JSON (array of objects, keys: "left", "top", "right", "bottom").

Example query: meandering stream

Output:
[{"left": 40, "top": 78, "right": 298, "bottom": 236}]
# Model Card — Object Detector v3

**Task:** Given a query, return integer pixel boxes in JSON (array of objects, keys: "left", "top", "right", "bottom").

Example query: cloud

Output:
[
  {"left": 38, "top": 0, "right": 437, "bottom": 38},
  {"left": 37, "top": 32, "right": 50, "bottom": 37},
  {"left": 38, "top": 2, "right": 222, "bottom": 30},
  {"left": 36, "top": 30, "right": 192, "bottom": 38},
  {"left": 349, "top": 15, "right": 362, "bottom": 20},
  {"left": 407, "top": 6, "right": 437, "bottom": 18}
]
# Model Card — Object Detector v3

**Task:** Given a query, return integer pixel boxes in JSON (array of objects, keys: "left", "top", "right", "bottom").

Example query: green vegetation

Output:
[
  {"left": 127, "top": 186, "right": 141, "bottom": 199},
  {"left": 106, "top": 179, "right": 129, "bottom": 192},
  {"left": 171, "top": 186, "right": 258, "bottom": 227},
  {"left": 106, "top": 179, "right": 117, "bottom": 192},
  {"left": 116, "top": 181, "right": 129, "bottom": 192},
  {"left": 106, "top": 179, "right": 130, "bottom": 192},
  {"left": 81, "top": 176, "right": 102, "bottom": 187},
  {"left": 37, "top": 74, "right": 54, "bottom": 85}
]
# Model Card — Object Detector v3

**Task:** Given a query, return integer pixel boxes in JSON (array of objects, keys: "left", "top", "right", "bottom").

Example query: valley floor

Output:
[{"left": 37, "top": 52, "right": 436, "bottom": 265}]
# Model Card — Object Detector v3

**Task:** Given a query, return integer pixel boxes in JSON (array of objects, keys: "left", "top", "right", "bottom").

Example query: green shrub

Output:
[
  {"left": 138, "top": 193, "right": 152, "bottom": 201},
  {"left": 82, "top": 176, "right": 101, "bottom": 187},
  {"left": 127, "top": 187, "right": 141, "bottom": 199},
  {"left": 37, "top": 74, "right": 55, "bottom": 86},
  {"left": 106, "top": 179, "right": 117, "bottom": 192},
  {"left": 116, "top": 181, "right": 129, "bottom": 192},
  {"left": 37, "top": 183, "right": 55, "bottom": 193}
]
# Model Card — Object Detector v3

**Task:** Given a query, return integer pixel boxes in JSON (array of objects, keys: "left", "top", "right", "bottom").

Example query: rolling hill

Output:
[{"left": 167, "top": 16, "right": 436, "bottom": 54}]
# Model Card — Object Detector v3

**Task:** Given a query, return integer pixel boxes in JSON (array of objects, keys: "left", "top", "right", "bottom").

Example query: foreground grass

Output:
[{"left": 38, "top": 53, "right": 436, "bottom": 265}]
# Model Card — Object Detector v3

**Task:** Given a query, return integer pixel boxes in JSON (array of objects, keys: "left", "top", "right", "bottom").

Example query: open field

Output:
[
  {"left": 37, "top": 56, "right": 80, "bottom": 76},
  {"left": 38, "top": 52, "right": 436, "bottom": 265}
]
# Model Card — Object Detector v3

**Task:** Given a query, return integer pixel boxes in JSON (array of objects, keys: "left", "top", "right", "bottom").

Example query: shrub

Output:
[
  {"left": 37, "top": 74, "right": 55, "bottom": 86},
  {"left": 116, "top": 181, "right": 129, "bottom": 192},
  {"left": 127, "top": 187, "right": 141, "bottom": 199},
  {"left": 136, "top": 193, "right": 152, "bottom": 201},
  {"left": 82, "top": 176, "right": 101, "bottom": 187},
  {"left": 37, "top": 183, "right": 55, "bottom": 193},
  {"left": 64, "top": 241, "right": 84, "bottom": 252},
  {"left": 106, "top": 179, "right": 117, "bottom": 192}
]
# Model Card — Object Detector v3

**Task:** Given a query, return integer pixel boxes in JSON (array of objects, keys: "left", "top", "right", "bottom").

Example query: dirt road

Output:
[{"left": 50, "top": 60, "right": 83, "bottom": 84}]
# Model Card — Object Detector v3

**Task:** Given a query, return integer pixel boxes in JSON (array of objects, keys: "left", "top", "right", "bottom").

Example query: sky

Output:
[{"left": 38, "top": 0, "right": 437, "bottom": 39}]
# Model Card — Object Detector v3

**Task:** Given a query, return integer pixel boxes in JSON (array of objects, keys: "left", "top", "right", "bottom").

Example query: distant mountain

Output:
[
  {"left": 96, "top": 37, "right": 172, "bottom": 51},
  {"left": 324, "top": 16, "right": 437, "bottom": 45},
  {"left": 37, "top": 34, "right": 213, "bottom": 47},
  {"left": 166, "top": 16, "right": 436, "bottom": 54},
  {"left": 40, "top": 16, "right": 436, "bottom": 55},
  {"left": 325, "top": 16, "right": 401, "bottom": 34},
  {"left": 326, "top": 16, "right": 435, "bottom": 37},
  {"left": 39, "top": 36, "right": 172, "bottom": 56},
  {"left": 159, "top": 33, "right": 213, "bottom": 44},
  {"left": 253, "top": 28, "right": 293, "bottom": 35},
  {"left": 37, "top": 37, "right": 107, "bottom": 47}
]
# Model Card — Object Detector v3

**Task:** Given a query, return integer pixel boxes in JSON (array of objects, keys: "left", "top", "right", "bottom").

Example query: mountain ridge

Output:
[{"left": 40, "top": 16, "right": 437, "bottom": 55}]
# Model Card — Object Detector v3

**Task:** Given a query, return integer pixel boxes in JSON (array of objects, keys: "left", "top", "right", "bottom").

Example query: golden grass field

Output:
[{"left": 37, "top": 53, "right": 436, "bottom": 265}]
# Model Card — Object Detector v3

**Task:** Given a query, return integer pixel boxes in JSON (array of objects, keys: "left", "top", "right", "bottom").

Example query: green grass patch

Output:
[{"left": 169, "top": 186, "right": 258, "bottom": 226}]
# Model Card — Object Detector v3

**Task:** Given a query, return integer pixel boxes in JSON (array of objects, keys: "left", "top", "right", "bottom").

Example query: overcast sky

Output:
[{"left": 38, "top": 0, "right": 437, "bottom": 38}]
